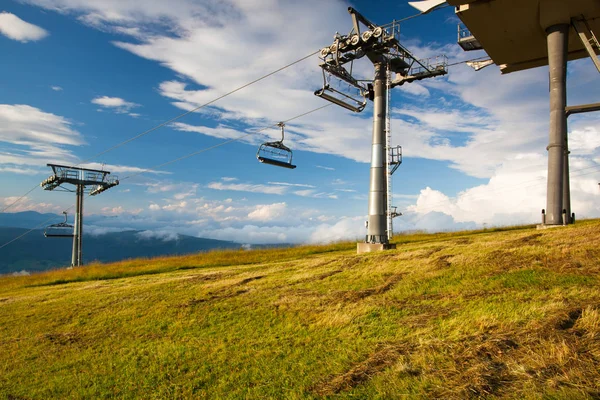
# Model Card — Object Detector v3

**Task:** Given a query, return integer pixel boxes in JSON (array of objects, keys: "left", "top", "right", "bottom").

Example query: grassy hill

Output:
[
  {"left": 0, "top": 227, "right": 242, "bottom": 274},
  {"left": 1, "top": 221, "right": 599, "bottom": 399}
]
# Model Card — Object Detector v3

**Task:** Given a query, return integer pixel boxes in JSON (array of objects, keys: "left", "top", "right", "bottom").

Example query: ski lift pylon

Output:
[
  {"left": 256, "top": 122, "right": 297, "bottom": 169},
  {"left": 44, "top": 211, "right": 74, "bottom": 238}
]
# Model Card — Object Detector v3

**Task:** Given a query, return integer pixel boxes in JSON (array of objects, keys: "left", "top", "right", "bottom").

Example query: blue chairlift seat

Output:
[
  {"left": 44, "top": 212, "right": 74, "bottom": 238},
  {"left": 256, "top": 122, "right": 297, "bottom": 169}
]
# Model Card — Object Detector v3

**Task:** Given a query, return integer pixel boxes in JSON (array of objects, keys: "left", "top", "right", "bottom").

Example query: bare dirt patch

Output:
[
  {"left": 238, "top": 275, "right": 265, "bottom": 285},
  {"left": 42, "top": 332, "right": 81, "bottom": 346},
  {"left": 507, "top": 233, "right": 543, "bottom": 248},
  {"left": 313, "top": 343, "right": 411, "bottom": 395},
  {"left": 433, "top": 254, "right": 454, "bottom": 269},
  {"left": 180, "top": 289, "right": 250, "bottom": 307},
  {"left": 340, "top": 274, "right": 406, "bottom": 302}
]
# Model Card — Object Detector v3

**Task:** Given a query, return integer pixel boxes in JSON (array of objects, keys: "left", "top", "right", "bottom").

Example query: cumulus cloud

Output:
[
  {"left": 91, "top": 96, "right": 140, "bottom": 117},
  {"left": 0, "top": 12, "right": 48, "bottom": 42},
  {"left": 136, "top": 230, "right": 179, "bottom": 241},
  {"left": 0, "top": 196, "right": 62, "bottom": 213},
  {"left": 309, "top": 217, "right": 365, "bottom": 243},
  {"left": 247, "top": 202, "right": 286, "bottom": 221}
]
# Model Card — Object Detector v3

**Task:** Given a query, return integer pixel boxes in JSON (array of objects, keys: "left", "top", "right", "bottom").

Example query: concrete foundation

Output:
[
  {"left": 536, "top": 224, "right": 567, "bottom": 230},
  {"left": 357, "top": 242, "right": 397, "bottom": 254}
]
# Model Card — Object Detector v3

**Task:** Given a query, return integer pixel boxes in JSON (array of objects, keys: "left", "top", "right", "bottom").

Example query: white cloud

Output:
[
  {"left": 0, "top": 166, "right": 44, "bottom": 175},
  {"left": 0, "top": 12, "right": 48, "bottom": 42},
  {"left": 207, "top": 181, "right": 287, "bottom": 195},
  {"left": 403, "top": 153, "right": 600, "bottom": 227},
  {"left": 91, "top": 96, "right": 137, "bottom": 109},
  {"left": 79, "top": 162, "right": 168, "bottom": 176},
  {"left": 51, "top": 86, "right": 63, "bottom": 91},
  {"left": 293, "top": 189, "right": 338, "bottom": 199},
  {"left": 0, "top": 105, "right": 164, "bottom": 178},
  {"left": 86, "top": 226, "right": 130, "bottom": 236},
  {"left": 0, "top": 104, "right": 84, "bottom": 174},
  {"left": 137, "top": 230, "right": 179, "bottom": 241},
  {"left": 309, "top": 217, "right": 365, "bottom": 243},
  {"left": 91, "top": 96, "right": 140, "bottom": 117},
  {"left": 268, "top": 181, "right": 315, "bottom": 188},
  {"left": 0, "top": 196, "right": 62, "bottom": 213},
  {"left": 247, "top": 202, "right": 286, "bottom": 221},
  {"left": 143, "top": 182, "right": 197, "bottom": 199},
  {"left": 0, "top": 104, "right": 83, "bottom": 147}
]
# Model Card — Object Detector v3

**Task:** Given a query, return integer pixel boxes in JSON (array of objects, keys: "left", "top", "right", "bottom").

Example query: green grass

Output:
[{"left": 1, "top": 220, "right": 599, "bottom": 399}]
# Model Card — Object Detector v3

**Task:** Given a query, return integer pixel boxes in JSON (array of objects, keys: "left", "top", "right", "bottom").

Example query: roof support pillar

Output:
[{"left": 544, "top": 23, "right": 569, "bottom": 225}]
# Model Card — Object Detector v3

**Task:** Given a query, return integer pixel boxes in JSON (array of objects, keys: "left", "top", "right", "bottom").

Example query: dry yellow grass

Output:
[{"left": 0, "top": 220, "right": 599, "bottom": 399}]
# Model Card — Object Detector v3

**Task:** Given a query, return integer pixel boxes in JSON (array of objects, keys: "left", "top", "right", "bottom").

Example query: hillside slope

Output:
[
  {"left": 0, "top": 221, "right": 599, "bottom": 399},
  {"left": 0, "top": 228, "right": 241, "bottom": 274}
]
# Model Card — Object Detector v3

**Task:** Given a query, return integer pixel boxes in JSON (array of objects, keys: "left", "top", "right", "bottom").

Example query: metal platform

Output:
[{"left": 458, "top": 25, "right": 483, "bottom": 51}]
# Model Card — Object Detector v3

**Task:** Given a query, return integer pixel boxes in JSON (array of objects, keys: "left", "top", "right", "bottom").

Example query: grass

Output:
[{"left": 0, "top": 220, "right": 599, "bottom": 399}]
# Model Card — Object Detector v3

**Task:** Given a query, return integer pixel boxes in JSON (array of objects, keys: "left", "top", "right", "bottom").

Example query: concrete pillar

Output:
[
  {"left": 71, "top": 184, "right": 84, "bottom": 266},
  {"left": 545, "top": 24, "right": 569, "bottom": 225},
  {"left": 366, "top": 62, "right": 388, "bottom": 244}
]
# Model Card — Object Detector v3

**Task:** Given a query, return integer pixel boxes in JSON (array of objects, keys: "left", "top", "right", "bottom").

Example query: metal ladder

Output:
[
  {"left": 385, "top": 66, "right": 394, "bottom": 241},
  {"left": 572, "top": 17, "right": 600, "bottom": 74}
]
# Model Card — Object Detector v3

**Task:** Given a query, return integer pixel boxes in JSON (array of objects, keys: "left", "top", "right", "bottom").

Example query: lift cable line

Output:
[
  {"left": 1, "top": 161, "right": 597, "bottom": 254},
  {"left": 0, "top": 184, "right": 40, "bottom": 213},
  {"left": 0, "top": 50, "right": 320, "bottom": 215},
  {"left": 73, "top": 50, "right": 321, "bottom": 169},
  {"left": 119, "top": 104, "right": 331, "bottom": 182},
  {"left": 0, "top": 203, "right": 75, "bottom": 251},
  {"left": 0, "top": 51, "right": 481, "bottom": 215},
  {"left": 0, "top": 104, "right": 331, "bottom": 253}
]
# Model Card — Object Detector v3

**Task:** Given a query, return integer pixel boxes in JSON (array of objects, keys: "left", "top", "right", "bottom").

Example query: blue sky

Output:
[{"left": 0, "top": 0, "right": 599, "bottom": 244}]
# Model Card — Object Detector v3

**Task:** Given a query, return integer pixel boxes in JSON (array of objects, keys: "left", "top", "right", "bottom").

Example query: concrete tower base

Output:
[{"left": 357, "top": 242, "right": 397, "bottom": 254}]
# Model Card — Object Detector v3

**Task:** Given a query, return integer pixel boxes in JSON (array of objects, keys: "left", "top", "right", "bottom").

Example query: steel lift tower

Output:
[
  {"left": 40, "top": 164, "right": 119, "bottom": 266},
  {"left": 315, "top": 7, "right": 448, "bottom": 253}
]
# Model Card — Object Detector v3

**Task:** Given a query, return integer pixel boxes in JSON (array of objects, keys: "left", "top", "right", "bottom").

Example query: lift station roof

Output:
[{"left": 447, "top": 0, "right": 600, "bottom": 73}]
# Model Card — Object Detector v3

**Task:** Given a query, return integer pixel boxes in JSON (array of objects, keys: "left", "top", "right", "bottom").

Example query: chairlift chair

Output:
[
  {"left": 314, "top": 64, "right": 369, "bottom": 113},
  {"left": 44, "top": 211, "right": 74, "bottom": 238},
  {"left": 256, "top": 122, "right": 297, "bottom": 169},
  {"left": 314, "top": 85, "right": 367, "bottom": 113}
]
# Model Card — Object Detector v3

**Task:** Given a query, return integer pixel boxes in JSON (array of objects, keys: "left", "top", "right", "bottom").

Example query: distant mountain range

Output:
[{"left": 0, "top": 212, "right": 253, "bottom": 275}]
